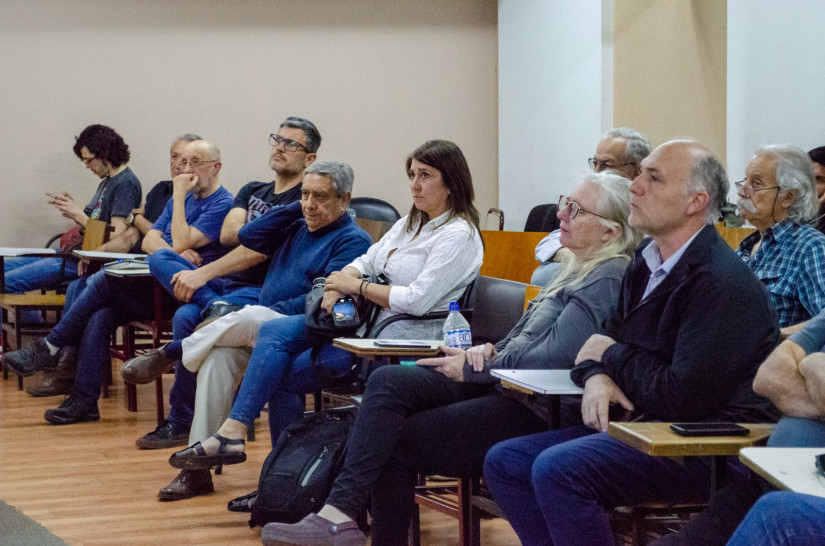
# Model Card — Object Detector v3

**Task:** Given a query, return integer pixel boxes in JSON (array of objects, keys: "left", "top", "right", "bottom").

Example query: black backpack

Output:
[{"left": 249, "top": 407, "right": 357, "bottom": 527}]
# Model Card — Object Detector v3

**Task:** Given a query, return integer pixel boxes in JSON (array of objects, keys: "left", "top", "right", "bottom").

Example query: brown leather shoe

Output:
[
  {"left": 121, "top": 347, "right": 175, "bottom": 384},
  {"left": 157, "top": 469, "right": 214, "bottom": 501},
  {"left": 261, "top": 513, "right": 366, "bottom": 546}
]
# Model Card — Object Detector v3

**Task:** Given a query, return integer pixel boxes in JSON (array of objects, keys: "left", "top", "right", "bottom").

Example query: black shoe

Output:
[
  {"left": 26, "top": 345, "right": 79, "bottom": 397},
  {"left": 158, "top": 469, "right": 214, "bottom": 501},
  {"left": 228, "top": 490, "right": 257, "bottom": 513},
  {"left": 205, "top": 301, "right": 242, "bottom": 320},
  {"left": 55, "top": 346, "right": 79, "bottom": 376},
  {"left": 136, "top": 419, "right": 190, "bottom": 449},
  {"left": 44, "top": 394, "right": 100, "bottom": 425},
  {"left": 169, "top": 433, "right": 246, "bottom": 470},
  {"left": 2, "top": 338, "right": 60, "bottom": 377}
]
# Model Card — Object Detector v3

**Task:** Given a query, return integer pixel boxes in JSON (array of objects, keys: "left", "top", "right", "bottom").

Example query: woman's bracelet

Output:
[{"left": 360, "top": 279, "right": 370, "bottom": 299}]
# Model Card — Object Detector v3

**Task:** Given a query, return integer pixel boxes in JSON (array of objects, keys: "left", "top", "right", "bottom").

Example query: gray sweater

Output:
[{"left": 463, "top": 256, "right": 628, "bottom": 384}]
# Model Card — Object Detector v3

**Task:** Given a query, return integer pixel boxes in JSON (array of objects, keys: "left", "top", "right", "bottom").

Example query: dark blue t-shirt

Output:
[{"left": 84, "top": 166, "right": 142, "bottom": 223}]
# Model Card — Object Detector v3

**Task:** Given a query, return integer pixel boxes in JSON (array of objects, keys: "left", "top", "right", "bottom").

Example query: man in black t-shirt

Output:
[{"left": 134, "top": 117, "right": 322, "bottom": 486}]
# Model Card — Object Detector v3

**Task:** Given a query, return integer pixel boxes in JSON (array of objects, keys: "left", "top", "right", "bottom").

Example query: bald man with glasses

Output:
[{"left": 129, "top": 117, "right": 322, "bottom": 454}]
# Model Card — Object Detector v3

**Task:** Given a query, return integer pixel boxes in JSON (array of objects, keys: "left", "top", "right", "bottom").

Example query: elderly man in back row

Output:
[
  {"left": 483, "top": 140, "right": 780, "bottom": 546},
  {"left": 736, "top": 144, "right": 825, "bottom": 331},
  {"left": 532, "top": 127, "right": 652, "bottom": 286}
]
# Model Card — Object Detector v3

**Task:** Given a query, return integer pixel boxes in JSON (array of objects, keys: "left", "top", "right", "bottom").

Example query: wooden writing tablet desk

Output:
[{"left": 609, "top": 422, "right": 774, "bottom": 492}]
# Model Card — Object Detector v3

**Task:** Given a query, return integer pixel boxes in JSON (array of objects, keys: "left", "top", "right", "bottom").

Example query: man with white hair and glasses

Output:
[{"left": 735, "top": 144, "right": 825, "bottom": 332}]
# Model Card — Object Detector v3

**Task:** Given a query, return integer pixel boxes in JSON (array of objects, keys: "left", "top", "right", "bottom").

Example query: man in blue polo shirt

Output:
[{"left": 129, "top": 117, "right": 321, "bottom": 451}]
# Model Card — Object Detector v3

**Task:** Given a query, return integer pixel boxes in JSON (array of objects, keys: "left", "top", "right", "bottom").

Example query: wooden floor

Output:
[{"left": 0, "top": 367, "right": 520, "bottom": 545}]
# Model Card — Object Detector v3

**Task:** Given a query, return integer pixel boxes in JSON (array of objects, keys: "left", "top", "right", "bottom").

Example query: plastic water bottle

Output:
[{"left": 442, "top": 301, "right": 472, "bottom": 349}]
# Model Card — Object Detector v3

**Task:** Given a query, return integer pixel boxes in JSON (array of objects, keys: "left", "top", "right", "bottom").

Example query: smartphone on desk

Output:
[{"left": 669, "top": 422, "right": 750, "bottom": 437}]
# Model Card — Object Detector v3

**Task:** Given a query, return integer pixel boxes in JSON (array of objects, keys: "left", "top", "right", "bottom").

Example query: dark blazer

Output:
[{"left": 572, "top": 224, "right": 780, "bottom": 423}]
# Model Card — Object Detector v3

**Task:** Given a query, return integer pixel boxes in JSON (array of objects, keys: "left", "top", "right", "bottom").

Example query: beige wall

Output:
[
  {"left": 613, "top": 0, "right": 726, "bottom": 158},
  {"left": 0, "top": 0, "right": 497, "bottom": 246}
]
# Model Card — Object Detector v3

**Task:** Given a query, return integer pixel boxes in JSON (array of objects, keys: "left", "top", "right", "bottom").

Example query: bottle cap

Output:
[{"left": 448, "top": 301, "right": 460, "bottom": 311}]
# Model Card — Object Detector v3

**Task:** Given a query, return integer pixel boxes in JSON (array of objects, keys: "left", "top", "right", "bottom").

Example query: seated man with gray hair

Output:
[
  {"left": 532, "top": 127, "right": 651, "bottom": 285},
  {"left": 134, "top": 161, "right": 372, "bottom": 501},
  {"left": 735, "top": 144, "right": 825, "bottom": 331}
]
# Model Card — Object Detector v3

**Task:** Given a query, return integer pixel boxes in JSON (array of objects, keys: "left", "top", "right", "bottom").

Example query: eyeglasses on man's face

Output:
[
  {"left": 80, "top": 155, "right": 97, "bottom": 165},
  {"left": 179, "top": 157, "right": 216, "bottom": 169},
  {"left": 588, "top": 158, "right": 635, "bottom": 172},
  {"left": 558, "top": 195, "right": 609, "bottom": 220},
  {"left": 734, "top": 179, "right": 780, "bottom": 199},
  {"left": 269, "top": 134, "right": 309, "bottom": 153}
]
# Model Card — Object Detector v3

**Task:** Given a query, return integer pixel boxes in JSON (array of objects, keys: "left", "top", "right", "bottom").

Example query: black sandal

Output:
[
  {"left": 169, "top": 433, "right": 246, "bottom": 470},
  {"left": 227, "top": 490, "right": 257, "bottom": 513}
]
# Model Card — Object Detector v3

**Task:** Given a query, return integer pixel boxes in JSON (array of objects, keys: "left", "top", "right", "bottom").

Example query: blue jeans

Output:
[
  {"left": 148, "top": 249, "right": 261, "bottom": 312},
  {"left": 484, "top": 427, "right": 711, "bottom": 546},
  {"left": 148, "top": 249, "right": 261, "bottom": 428},
  {"left": 166, "top": 303, "right": 203, "bottom": 428},
  {"left": 46, "top": 270, "right": 154, "bottom": 403},
  {"left": 4, "top": 256, "right": 78, "bottom": 294},
  {"left": 728, "top": 492, "right": 825, "bottom": 545},
  {"left": 63, "top": 276, "right": 87, "bottom": 312},
  {"left": 227, "top": 314, "right": 356, "bottom": 444},
  {"left": 768, "top": 416, "right": 825, "bottom": 447}
]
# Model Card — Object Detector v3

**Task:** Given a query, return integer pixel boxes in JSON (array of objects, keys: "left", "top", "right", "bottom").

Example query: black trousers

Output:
[{"left": 326, "top": 365, "right": 547, "bottom": 545}]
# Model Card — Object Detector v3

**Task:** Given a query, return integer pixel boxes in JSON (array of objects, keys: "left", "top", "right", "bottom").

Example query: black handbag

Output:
[{"left": 305, "top": 274, "right": 387, "bottom": 340}]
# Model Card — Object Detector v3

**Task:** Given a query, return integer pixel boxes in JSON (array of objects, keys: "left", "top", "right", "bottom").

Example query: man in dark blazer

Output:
[{"left": 483, "top": 140, "right": 781, "bottom": 546}]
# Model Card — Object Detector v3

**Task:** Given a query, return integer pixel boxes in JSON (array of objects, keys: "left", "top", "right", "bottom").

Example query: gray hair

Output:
[
  {"left": 603, "top": 127, "right": 652, "bottom": 165},
  {"left": 686, "top": 154, "right": 728, "bottom": 224},
  {"left": 280, "top": 116, "right": 321, "bottom": 153},
  {"left": 754, "top": 144, "right": 817, "bottom": 224},
  {"left": 304, "top": 160, "right": 354, "bottom": 195},
  {"left": 175, "top": 133, "right": 202, "bottom": 144}
]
